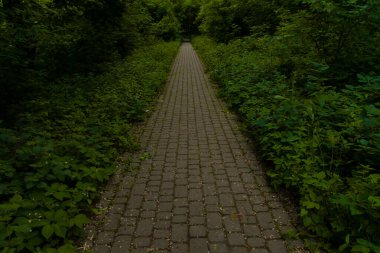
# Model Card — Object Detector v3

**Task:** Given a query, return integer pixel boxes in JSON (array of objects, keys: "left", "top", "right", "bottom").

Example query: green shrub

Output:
[
  {"left": 193, "top": 36, "right": 380, "bottom": 252},
  {"left": 0, "top": 41, "right": 179, "bottom": 252}
]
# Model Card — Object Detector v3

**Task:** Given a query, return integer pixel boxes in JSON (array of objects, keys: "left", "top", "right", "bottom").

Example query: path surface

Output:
[{"left": 86, "top": 43, "right": 305, "bottom": 253}]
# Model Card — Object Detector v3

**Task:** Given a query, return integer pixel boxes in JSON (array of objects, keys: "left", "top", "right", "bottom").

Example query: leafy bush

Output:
[
  {"left": 193, "top": 36, "right": 380, "bottom": 252},
  {"left": 198, "top": 0, "right": 279, "bottom": 42},
  {"left": 144, "top": 0, "right": 181, "bottom": 41},
  {"left": 0, "top": 41, "right": 179, "bottom": 253},
  {"left": 0, "top": 0, "right": 181, "bottom": 118}
]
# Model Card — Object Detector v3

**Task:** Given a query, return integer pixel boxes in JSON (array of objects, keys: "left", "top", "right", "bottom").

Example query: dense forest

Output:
[{"left": 1, "top": 0, "right": 379, "bottom": 252}]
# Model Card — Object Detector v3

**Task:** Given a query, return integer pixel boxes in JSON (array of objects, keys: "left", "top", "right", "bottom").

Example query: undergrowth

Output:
[
  {"left": 193, "top": 36, "right": 380, "bottom": 252},
  {"left": 0, "top": 41, "right": 179, "bottom": 253}
]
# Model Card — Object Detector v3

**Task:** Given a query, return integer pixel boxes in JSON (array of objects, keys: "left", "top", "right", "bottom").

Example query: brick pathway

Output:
[{"left": 85, "top": 43, "right": 305, "bottom": 253}]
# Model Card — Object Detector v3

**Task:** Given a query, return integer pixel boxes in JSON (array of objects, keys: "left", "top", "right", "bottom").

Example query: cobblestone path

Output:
[{"left": 87, "top": 43, "right": 304, "bottom": 253}]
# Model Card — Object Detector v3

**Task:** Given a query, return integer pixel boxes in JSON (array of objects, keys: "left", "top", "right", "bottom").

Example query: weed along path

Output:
[{"left": 86, "top": 43, "right": 305, "bottom": 253}]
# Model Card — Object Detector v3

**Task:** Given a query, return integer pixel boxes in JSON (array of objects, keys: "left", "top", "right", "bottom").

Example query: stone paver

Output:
[{"left": 85, "top": 43, "right": 307, "bottom": 252}]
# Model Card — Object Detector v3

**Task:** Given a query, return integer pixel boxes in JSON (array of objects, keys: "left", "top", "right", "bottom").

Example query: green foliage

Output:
[
  {"left": 193, "top": 3, "right": 380, "bottom": 252},
  {"left": 0, "top": 0, "right": 127, "bottom": 103},
  {"left": 0, "top": 41, "right": 179, "bottom": 252},
  {"left": 144, "top": 0, "right": 181, "bottom": 40},
  {"left": 0, "top": 0, "right": 181, "bottom": 251},
  {"left": 193, "top": 33, "right": 380, "bottom": 251},
  {"left": 172, "top": 0, "right": 201, "bottom": 36},
  {"left": 198, "top": 0, "right": 279, "bottom": 42},
  {"left": 0, "top": 0, "right": 180, "bottom": 118}
]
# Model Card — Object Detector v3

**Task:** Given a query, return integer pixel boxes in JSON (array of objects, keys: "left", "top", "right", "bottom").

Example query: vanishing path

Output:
[{"left": 87, "top": 43, "right": 304, "bottom": 253}]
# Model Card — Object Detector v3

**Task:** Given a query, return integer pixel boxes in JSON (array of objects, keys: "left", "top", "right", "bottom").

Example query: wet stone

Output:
[
  {"left": 111, "top": 236, "right": 132, "bottom": 253},
  {"left": 97, "top": 231, "right": 115, "bottom": 245},
  {"left": 227, "top": 233, "right": 246, "bottom": 246},
  {"left": 190, "top": 238, "right": 208, "bottom": 253},
  {"left": 172, "top": 224, "right": 188, "bottom": 242},
  {"left": 208, "top": 230, "right": 225, "bottom": 243},
  {"left": 247, "top": 237, "right": 265, "bottom": 248},
  {"left": 210, "top": 243, "right": 228, "bottom": 253},
  {"left": 135, "top": 219, "right": 153, "bottom": 237},
  {"left": 267, "top": 240, "right": 287, "bottom": 253},
  {"left": 207, "top": 213, "right": 223, "bottom": 229},
  {"left": 133, "top": 237, "right": 151, "bottom": 248},
  {"left": 190, "top": 225, "right": 207, "bottom": 238}
]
